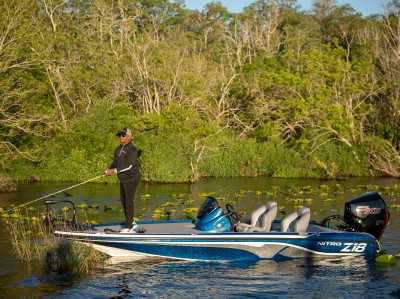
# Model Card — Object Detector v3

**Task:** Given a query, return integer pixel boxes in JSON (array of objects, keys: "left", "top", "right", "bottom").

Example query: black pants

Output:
[{"left": 119, "top": 180, "right": 140, "bottom": 229}]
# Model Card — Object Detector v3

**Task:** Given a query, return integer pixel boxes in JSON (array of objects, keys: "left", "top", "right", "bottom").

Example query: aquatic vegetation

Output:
[
  {"left": 225, "top": 200, "right": 237, "bottom": 205},
  {"left": 376, "top": 253, "right": 397, "bottom": 266},
  {"left": 76, "top": 203, "right": 87, "bottom": 209},
  {"left": 82, "top": 219, "right": 101, "bottom": 225},
  {"left": 322, "top": 198, "right": 334, "bottom": 202},
  {"left": 138, "top": 207, "right": 150, "bottom": 219},
  {"left": 170, "top": 193, "right": 187, "bottom": 200},
  {"left": 198, "top": 192, "right": 215, "bottom": 198},
  {"left": 103, "top": 205, "right": 120, "bottom": 211},
  {"left": 6, "top": 209, "right": 108, "bottom": 274},
  {"left": 8, "top": 213, "right": 19, "bottom": 218},
  {"left": 44, "top": 240, "right": 108, "bottom": 274},
  {"left": 215, "top": 196, "right": 228, "bottom": 202},
  {"left": 181, "top": 207, "right": 198, "bottom": 219},
  {"left": 292, "top": 205, "right": 305, "bottom": 210},
  {"left": 140, "top": 194, "right": 152, "bottom": 200},
  {"left": 161, "top": 201, "right": 177, "bottom": 207},
  {"left": 152, "top": 208, "right": 166, "bottom": 220}
]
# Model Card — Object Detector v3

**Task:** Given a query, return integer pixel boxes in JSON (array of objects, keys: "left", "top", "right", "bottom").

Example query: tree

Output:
[{"left": 0, "top": 0, "right": 49, "bottom": 167}]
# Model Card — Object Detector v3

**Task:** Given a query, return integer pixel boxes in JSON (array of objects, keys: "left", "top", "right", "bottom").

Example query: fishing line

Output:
[
  {"left": 2, "top": 162, "right": 133, "bottom": 214},
  {"left": 2, "top": 174, "right": 106, "bottom": 213}
]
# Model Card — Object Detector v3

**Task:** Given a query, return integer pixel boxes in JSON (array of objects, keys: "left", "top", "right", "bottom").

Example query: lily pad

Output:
[
  {"left": 140, "top": 194, "right": 152, "bottom": 200},
  {"left": 104, "top": 205, "right": 119, "bottom": 211},
  {"left": 376, "top": 254, "right": 396, "bottom": 265}
]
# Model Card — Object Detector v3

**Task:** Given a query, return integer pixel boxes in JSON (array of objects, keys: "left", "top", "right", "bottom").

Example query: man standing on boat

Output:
[{"left": 104, "top": 128, "right": 141, "bottom": 233}]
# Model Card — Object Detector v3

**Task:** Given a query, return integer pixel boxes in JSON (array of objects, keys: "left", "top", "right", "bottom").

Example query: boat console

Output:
[{"left": 193, "top": 197, "right": 236, "bottom": 232}]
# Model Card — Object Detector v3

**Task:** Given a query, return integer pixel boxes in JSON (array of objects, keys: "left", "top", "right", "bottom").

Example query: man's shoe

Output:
[{"left": 132, "top": 222, "right": 139, "bottom": 230}]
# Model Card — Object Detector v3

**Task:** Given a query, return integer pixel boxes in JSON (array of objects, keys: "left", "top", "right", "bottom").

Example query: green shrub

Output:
[
  {"left": 199, "top": 136, "right": 288, "bottom": 178},
  {"left": 0, "top": 176, "right": 16, "bottom": 192},
  {"left": 308, "top": 141, "right": 371, "bottom": 179},
  {"left": 136, "top": 132, "right": 194, "bottom": 183},
  {"left": 4, "top": 104, "right": 381, "bottom": 183}
]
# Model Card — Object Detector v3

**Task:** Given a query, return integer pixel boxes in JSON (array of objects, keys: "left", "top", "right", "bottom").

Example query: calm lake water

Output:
[{"left": 0, "top": 177, "right": 399, "bottom": 298}]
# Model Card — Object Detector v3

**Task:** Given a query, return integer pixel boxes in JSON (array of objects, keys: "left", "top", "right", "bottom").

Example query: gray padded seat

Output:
[
  {"left": 235, "top": 201, "right": 278, "bottom": 232},
  {"left": 280, "top": 207, "right": 310, "bottom": 232}
]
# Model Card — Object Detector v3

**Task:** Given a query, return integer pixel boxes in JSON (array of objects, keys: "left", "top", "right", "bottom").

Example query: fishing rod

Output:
[
  {"left": 3, "top": 165, "right": 133, "bottom": 213},
  {"left": 3, "top": 174, "right": 106, "bottom": 213}
]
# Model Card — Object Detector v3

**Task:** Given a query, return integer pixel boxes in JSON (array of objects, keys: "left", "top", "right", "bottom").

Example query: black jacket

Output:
[{"left": 109, "top": 141, "right": 141, "bottom": 183}]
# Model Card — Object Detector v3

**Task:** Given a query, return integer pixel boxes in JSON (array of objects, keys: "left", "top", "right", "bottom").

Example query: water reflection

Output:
[
  {"left": 52, "top": 255, "right": 396, "bottom": 299},
  {"left": 111, "top": 274, "right": 133, "bottom": 298}
]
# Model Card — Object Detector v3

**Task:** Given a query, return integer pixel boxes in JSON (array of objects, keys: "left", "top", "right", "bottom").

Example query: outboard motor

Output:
[
  {"left": 193, "top": 197, "right": 231, "bottom": 232},
  {"left": 344, "top": 192, "right": 390, "bottom": 240}
]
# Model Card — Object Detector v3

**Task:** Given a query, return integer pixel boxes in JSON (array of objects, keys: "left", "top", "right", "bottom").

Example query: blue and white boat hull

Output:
[
  {"left": 54, "top": 220, "right": 379, "bottom": 261},
  {"left": 50, "top": 192, "right": 389, "bottom": 262}
]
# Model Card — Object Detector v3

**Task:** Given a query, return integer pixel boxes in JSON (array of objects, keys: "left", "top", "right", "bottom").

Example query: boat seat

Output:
[
  {"left": 280, "top": 207, "right": 310, "bottom": 232},
  {"left": 235, "top": 201, "right": 278, "bottom": 232}
]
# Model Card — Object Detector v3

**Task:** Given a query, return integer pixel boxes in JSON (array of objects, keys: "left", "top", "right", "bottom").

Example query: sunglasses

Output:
[{"left": 119, "top": 134, "right": 126, "bottom": 137}]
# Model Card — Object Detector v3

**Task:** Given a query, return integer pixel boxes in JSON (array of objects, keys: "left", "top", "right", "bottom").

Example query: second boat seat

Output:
[
  {"left": 235, "top": 201, "right": 278, "bottom": 232},
  {"left": 280, "top": 207, "right": 310, "bottom": 232}
]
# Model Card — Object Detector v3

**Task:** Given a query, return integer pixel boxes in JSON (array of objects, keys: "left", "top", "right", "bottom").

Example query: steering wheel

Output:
[
  {"left": 321, "top": 215, "right": 351, "bottom": 231},
  {"left": 225, "top": 203, "right": 240, "bottom": 223}
]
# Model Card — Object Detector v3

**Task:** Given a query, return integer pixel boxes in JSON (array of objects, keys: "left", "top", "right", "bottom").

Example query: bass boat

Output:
[{"left": 45, "top": 192, "right": 390, "bottom": 261}]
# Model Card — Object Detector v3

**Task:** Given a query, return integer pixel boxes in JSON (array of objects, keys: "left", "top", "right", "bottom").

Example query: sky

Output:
[{"left": 182, "top": 0, "right": 391, "bottom": 16}]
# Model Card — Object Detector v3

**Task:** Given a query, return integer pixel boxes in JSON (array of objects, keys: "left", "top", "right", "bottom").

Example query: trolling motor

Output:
[
  {"left": 193, "top": 197, "right": 240, "bottom": 232},
  {"left": 321, "top": 192, "right": 390, "bottom": 240}
]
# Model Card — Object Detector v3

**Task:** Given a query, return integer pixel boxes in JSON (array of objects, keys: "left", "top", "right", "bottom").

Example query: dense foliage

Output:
[{"left": 1, "top": 0, "right": 399, "bottom": 183}]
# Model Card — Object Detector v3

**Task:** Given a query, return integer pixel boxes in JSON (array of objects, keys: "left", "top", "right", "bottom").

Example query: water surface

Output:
[{"left": 0, "top": 177, "right": 399, "bottom": 298}]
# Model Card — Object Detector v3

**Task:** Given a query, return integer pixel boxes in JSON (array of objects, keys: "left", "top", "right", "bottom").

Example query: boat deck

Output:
[
  {"left": 92, "top": 221, "right": 198, "bottom": 234},
  {"left": 85, "top": 220, "right": 339, "bottom": 235}
]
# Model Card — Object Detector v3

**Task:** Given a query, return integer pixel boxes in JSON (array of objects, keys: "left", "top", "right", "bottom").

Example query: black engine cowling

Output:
[{"left": 344, "top": 192, "right": 390, "bottom": 240}]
